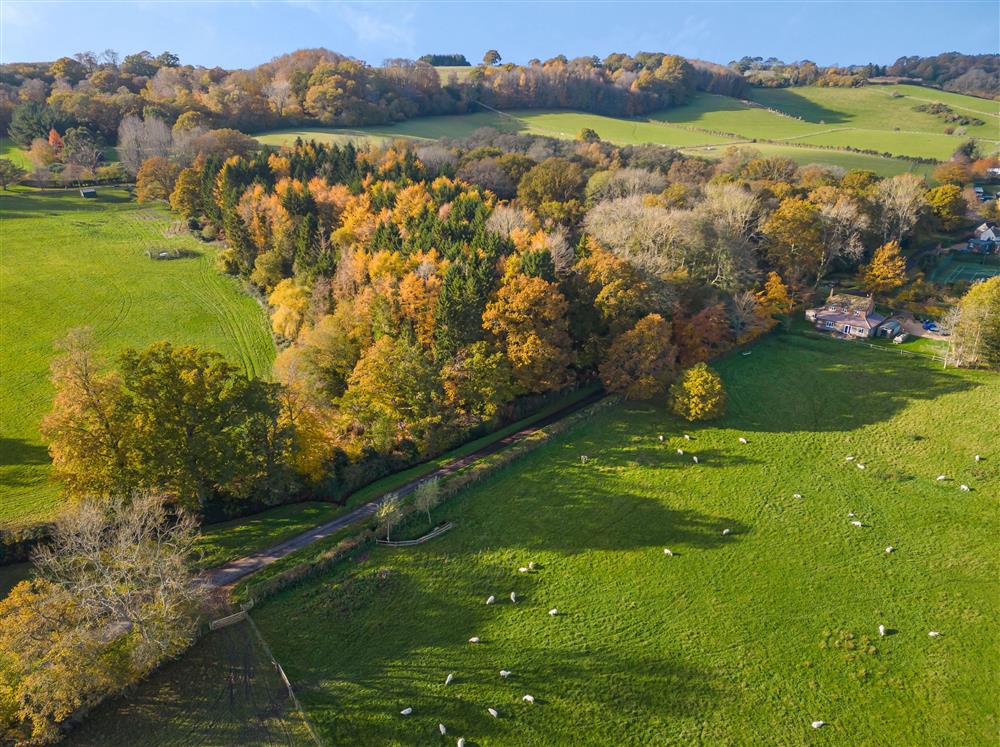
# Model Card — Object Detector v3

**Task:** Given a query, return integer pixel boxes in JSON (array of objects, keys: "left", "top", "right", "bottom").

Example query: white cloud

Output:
[{"left": 332, "top": 1, "right": 417, "bottom": 49}]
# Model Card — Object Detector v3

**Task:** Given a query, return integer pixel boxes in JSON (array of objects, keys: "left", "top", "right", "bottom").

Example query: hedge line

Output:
[{"left": 232, "top": 395, "right": 620, "bottom": 605}]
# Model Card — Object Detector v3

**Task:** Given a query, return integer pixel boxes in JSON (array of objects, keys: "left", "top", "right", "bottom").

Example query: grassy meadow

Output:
[
  {"left": 0, "top": 188, "right": 275, "bottom": 529},
  {"left": 233, "top": 332, "right": 998, "bottom": 746},
  {"left": 256, "top": 84, "right": 999, "bottom": 178}
]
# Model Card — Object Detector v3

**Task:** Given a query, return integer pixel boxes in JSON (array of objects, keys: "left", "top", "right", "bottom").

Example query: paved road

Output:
[{"left": 203, "top": 390, "right": 604, "bottom": 588}]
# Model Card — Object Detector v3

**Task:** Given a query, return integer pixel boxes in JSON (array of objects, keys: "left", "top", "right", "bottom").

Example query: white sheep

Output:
[
  {"left": 851, "top": 520, "right": 863, "bottom": 527},
  {"left": 468, "top": 637, "right": 480, "bottom": 644},
  {"left": 928, "top": 631, "right": 941, "bottom": 638},
  {"left": 458, "top": 740, "right": 466, "bottom": 747},
  {"left": 739, "top": 437, "right": 748, "bottom": 444},
  {"left": 663, "top": 548, "right": 673, "bottom": 556},
  {"left": 857, "top": 463, "right": 866, "bottom": 470},
  {"left": 885, "top": 546, "right": 895, "bottom": 554},
  {"left": 510, "top": 592, "right": 517, "bottom": 603},
  {"left": 499, "top": 670, "right": 511, "bottom": 678},
  {"left": 848, "top": 511, "right": 856, "bottom": 517},
  {"left": 677, "top": 448, "right": 685, "bottom": 455},
  {"left": 974, "top": 454, "right": 981, "bottom": 462},
  {"left": 518, "top": 567, "right": 529, "bottom": 573},
  {"left": 400, "top": 707, "right": 413, "bottom": 716},
  {"left": 811, "top": 720, "right": 826, "bottom": 729},
  {"left": 549, "top": 608, "right": 558, "bottom": 616},
  {"left": 960, "top": 484, "right": 971, "bottom": 491},
  {"left": 523, "top": 694, "right": 535, "bottom": 704},
  {"left": 580, "top": 455, "right": 589, "bottom": 465},
  {"left": 528, "top": 561, "right": 537, "bottom": 570},
  {"left": 486, "top": 595, "right": 495, "bottom": 605},
  {"left": 439, "top": 723, "right": 447, "bottom": 735},
  {"left": 658, "top": 435, "right": 664, "bottom": 442},
  {"left": 793, "top": 493, "right": 802, "bottom": 500},
  {"left": 487, "top": 707, "right": 499, "bottom": 718},
  {"left": 845, "top": 455, "right": 855, "bottom": 461},
  {"left": 445, "top": 672, "right": 454, "bottom": 685},
  {"left": 692, "top": 455, "right": 699, "bottom": 464},
  {"left": 878, "top": 625, "right": 886, "bottom": 637},
  {"left": 936, "top": 475, "right": 947, "bottom": 481},
  {"left": 722, "top": 528, "right": 732, "bottom": 536},
  {"left": 684, "top": 434, "right": 691, "bottom": 440}
]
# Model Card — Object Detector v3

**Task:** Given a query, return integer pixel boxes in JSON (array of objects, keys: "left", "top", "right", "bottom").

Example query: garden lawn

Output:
[
  {"left": 0, "top": 188, "right": 275, "bottom": 529},
  {"left": 248, "top": 332, "right": 998, "bottom": 746}
]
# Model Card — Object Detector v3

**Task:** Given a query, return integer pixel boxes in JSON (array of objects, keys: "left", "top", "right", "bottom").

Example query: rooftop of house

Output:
[{"left": 821, "top": 292, "right": 874, "bottom": 315}]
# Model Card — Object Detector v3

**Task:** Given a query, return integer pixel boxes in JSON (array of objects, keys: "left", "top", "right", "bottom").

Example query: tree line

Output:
[{"left": 42, "top": 128, "right": 1000, "bottom": 525}]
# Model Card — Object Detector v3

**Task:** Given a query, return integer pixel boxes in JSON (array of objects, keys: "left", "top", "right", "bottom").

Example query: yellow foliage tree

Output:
[
  {"left": 669, "top": 363, "right": 727, "bottom": 422},
  {"left": 598, "top": 313, "right": 677, "bottom": 399},
  {"left": 268, "top": 279, "right": 310, "bottom": 340},
  {"left": 135, "top": 156, "right": 180, "bottom": 204},
  {"left": 862, "top": 240, "right": 907, "bottom": 297},
  {"left": 482, "top": 274, "right": 573, "bottom": 393}
]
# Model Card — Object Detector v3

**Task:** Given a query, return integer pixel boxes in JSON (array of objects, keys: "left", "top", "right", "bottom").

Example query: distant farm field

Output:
[
  {"left": 257, "top": 83, "right": 999, "bottom": 177},
  {"left": 0, "top": 188, "right": 275, "bottom": 529},
  {"left": 232, "top": 333, "right": 997, "bottom": 746}
]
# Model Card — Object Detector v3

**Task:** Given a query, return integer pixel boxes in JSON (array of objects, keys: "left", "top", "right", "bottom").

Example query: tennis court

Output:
[{"left": 930, "top": 254, "right": 1000, "bottom": 284}]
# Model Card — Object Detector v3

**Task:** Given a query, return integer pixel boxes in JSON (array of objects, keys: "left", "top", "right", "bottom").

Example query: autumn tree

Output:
[
  {"left": 482, "top": 50, "right": 502, "bottom": 66},
  {"left": 517, "top": 157, "right": 585, "bottom": 224},
  {"left": 482, "top": 273, "right": 573, "bottom": 393},
  {"left": 413, "top": 477, "right": 441, "bottom": 526},
  {"left": 875, "top": 173, "right": 926, "bottom": 243},
  {"left": 672, "top": 303, "right": 731, "bottom": 367},
  {"left": 135, "top": 156, "right": 180, "bottom": 203},
  {"left": 342, "top": 335, "right": 441, "bottom": 451},
  {"left": 376, "top": 493, "right": 404, "bottom": 541},
  {"left": 0, "top": 159, "right": 26, "bottom": 189},
  {"left": 763, "top": 197, "right": 825, "bottom": 283},
  {"left": 862, "top": 240, "right": 907, "bottom": 297},
  {"left": 756, "top": 271, "right": 793, "bottom": 329},
  {"left": 40, "top": 329, "right": 133, "bottom": 498},
  {"left": 268, "top": 278, "right": 310, "bottom": 339},
  {"left": 669, "top": 363, "right": 727, "bottom": 421},
  {"left": 925, "top": 184, "right": 966, "bottom": 230},
  {"left": 169, "top": 163, "right": 202, "bottom": 218},
  {"left": 947, "top": 276, "right": 1000, "bottom": 369},
  {"left": 598, "top": 313, "right": 677, "bottom": 399},
  {"left": 0, "top": 494, "right": 204, "bottom": 743},
  {"left": 440, "top": 341, "right": 514, "bottom": 423}
]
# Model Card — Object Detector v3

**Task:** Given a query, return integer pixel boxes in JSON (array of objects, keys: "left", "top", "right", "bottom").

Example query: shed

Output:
[
  {"left": 876, "top": 320, "right": 902, "bottom": 338},
  {"left": 80, "top": 188, "right": 97, "bottom": 198}
]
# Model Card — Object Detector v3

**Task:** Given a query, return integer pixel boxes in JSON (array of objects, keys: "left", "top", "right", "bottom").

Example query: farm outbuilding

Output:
[
  {"left": 805, "top": 291, "right": 884, "bottom": 338},
  {"left": 876, "top": 320, "right": 902, "bottom": 338},
  {"left": 80, "top": 188, "right": 97, "bottom": 198}
]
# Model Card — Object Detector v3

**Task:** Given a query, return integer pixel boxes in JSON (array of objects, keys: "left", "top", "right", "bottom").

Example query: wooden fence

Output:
[{"left": 377, "top": 522, "right": 455, "bottom": 547}]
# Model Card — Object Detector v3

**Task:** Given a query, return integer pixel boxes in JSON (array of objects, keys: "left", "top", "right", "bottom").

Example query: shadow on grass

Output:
[
  {"left": 0, "top": 438, "right": 49, "bottom": 468},
  {"left": 750, "top": 88, "right": 850, "bottom": 124},
  {"left": 279, "top": 570, "right": 717, "bottom": 746},
  {"left": 715, "top": 335, "right": 978, "bottom": 434},
  {"left": 66, "top": 621, "right": 311, "bottom": 747}
]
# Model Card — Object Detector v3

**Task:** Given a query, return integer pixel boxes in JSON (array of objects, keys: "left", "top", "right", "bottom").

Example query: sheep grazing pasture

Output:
[
  {"left": 486, "top": 595, "right": 495, "bottom": 605},
  {"left": 242, "top": 334, "right": 997, "bottom": 746},
  {"left": 960, "top": 484, "right": 971, "bottom": 491},
  {"left": 677, "top": 448, "right": 684, "bottom": 455},
  {"left": 549, "top": 608, "right": 558, "bottom": 616},
  {"left": 692, "top": 455, "right": 699, "bottom": 464},
  {"left": 400, "top": 707, "right": 412, "bottom": 716},
  {"left": 812, "top": 720, "right": 826, "bottom": 729},
  {"left": 739, "top": 437, "right": 749, "bottom": 444},
  {"left": 439, "top": 723, "right": 447, "bottom": 735},
  {"left": 510, "top": 592, "right": 517, "bottom": 603},
  {"left": 468, "top": 637, "right": 480, "bottom": 644},
  {"left": 487, "top": 708, "right": 499, "bottom": 718},
  {"left": 457, "top": 739, "right": 465, "bottom": 747},
  {"left": 523, "top": 694, "right": 535, "bottom": 703},
  {"left": 937, "top": 475, "right": 947, "bottom": 481},
  {"left": 663, "top": 548, "right": 673, "bottom": 556},
  {"left": 879, "top": 625, "right": 886, "bottom": 637},
  {"left": 445, "top": 673, "right": 454, "bottom": 685}
]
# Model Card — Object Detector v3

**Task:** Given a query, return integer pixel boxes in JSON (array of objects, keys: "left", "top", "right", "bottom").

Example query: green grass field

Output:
[
  {"left": 0, "top": 137, "right": 32, "bottom": 170},
  {"left": 0, "top": 188, "right": 275, "bottom": 529},
  {"left": 257, "top": 84, "right": 998, "bottom": 178},
  {"left": 66, "top": 619, "right": 315, "bottom": 747},
  {"left": 235, "top": 333, "right": 998, "bottom": 745}
]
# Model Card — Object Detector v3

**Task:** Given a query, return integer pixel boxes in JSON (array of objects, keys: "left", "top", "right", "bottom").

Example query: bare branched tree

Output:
[{"left": 34, "top": 493, "right": 205, "bottom": 669}]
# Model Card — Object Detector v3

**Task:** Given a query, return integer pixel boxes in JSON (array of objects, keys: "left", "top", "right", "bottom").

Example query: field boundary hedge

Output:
[{"left": 233, "top": 395, "right": 619, "bottom": 605}]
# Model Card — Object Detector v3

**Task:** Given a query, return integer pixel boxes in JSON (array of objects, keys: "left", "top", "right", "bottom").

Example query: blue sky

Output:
[{"left": 2, "top": 1, "right": 997, "bottom": 69}]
